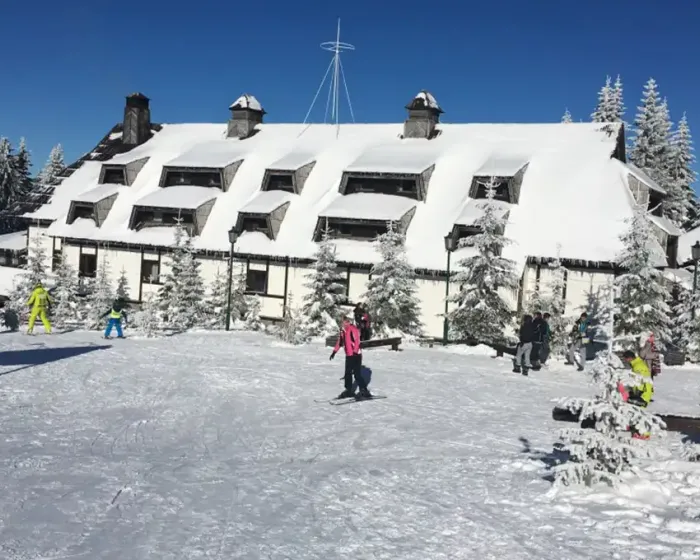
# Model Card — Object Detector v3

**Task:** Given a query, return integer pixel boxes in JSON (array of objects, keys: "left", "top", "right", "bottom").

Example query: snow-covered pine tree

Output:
[
  {"left": 116, "top": 267, "right": 130, "bottom": 300},
  {"left": 231, "top": 266, "right": 249, "bottom": 322},
  {"left": 7, "top": 232, "right": 49, "bottom": 321},
  {"left": 83, "top": 254, "right": 115, "bottom": 330},
  {"left": 51, "top": 253, "right": 81, "bottom": 329},
  {"left": 206, "top": 267, "right": 228, "bottom": 329},
  {"left": 303, "top": 224, "right": 345, "bottom": 337},
  {"left": 629, "top": 79, "right": 674, "bottom": 195},
  {"left": 671, "top": 285, "right": 700, "bottom": 360},
  {"left": 38, "top": 144, "right": 65, "bottom": 186},
  {"left": 244, "top": 295, "right": 264, "bottom": 331},
  {"left": 0, "top": 138, "right": 17, "bottom": 212},
  {"left": 668, "top": 114, "right": 698, "bottom": 229},
  {"left": 591, "top": 76, "right": 614, "bottom": 123},
  {"left": 363, "top": 222, "right": 423, "bottom": 337},
  {"left": 448, "top": 178, "right": 518, "bottom": 345},
  {"left": 614, "top": 204, "right": 672, "bottom": 350},
  {"left": 134, "top": 293, "right": 161, "bottom": 337},
  {"left": 561, "top": 109, "right": 573, "bottom": 124},
  {"left": 276, "top": 293, "right": 309, "bottom": 345},
  {"left": 553, "top": 350, "right": 665, "bottom": 487},
  {"left": 12, "top": 138, "right": 33, "bottom": 199},
  {"left": 157, "top": 221, "right": 206, "bottom": 331},
  {"left": 611, "top": 75, "right": 625, "bottom": 123}
]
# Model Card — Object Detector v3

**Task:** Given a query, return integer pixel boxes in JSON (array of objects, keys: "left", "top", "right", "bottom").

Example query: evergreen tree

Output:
[
  {"left": 244, "top": 295, "right": 264, "bottom": 331},
  {"left": 561, "top": 109, "right": 573, "bottom": 124},
  {"left": 231, "top": 266, "right": 249, "bottom": 321},
  {"left": 38, "top": 144, "right": 65, "bottom": 186},
  {"left": 591, "top": 76, "right": 614, "bottom": 123},
  {"left": 668, "top": 114, "right": 698, "bottom": 229},
  {"left": 134, "top": 293, "right": 161, "bottom": 337},
  {"left": 303, "top": 225, "right": 345, "bottom": 337},
  {"left": 51, "top": 253, "right": 81, "bottom": 329},
  {"left": 6, "top": 233, "right": 49, "bottom": 321},
  {"left": 629, "top": 79, "right": 673, "bottom": 192},
  {"left": 12, "top": 138, "right": 33, "bottom": 197},
  {"left": 611, "top": 75, "right": 625, "bottom": 123},
  {"left": 448, "top": 179, "right": 518, "bottom": 344},
  {"left": 671, "top": 285, "right": 700, "bottom": 360},
  {"left": 614, "top": 204, "right": 671, "bottom": 349},
  {"left": 206, "top": 268, "right": 228, "bottom": 329},
  {"left": 554, "top": 350, "right": 665, "bottom": 487},
  {"left": 0, "top": 138, "right": 17, "bottom": 211},
  {"left": 276, "top": 293, "right": 309, "bottom": 345},
  {"left": 157, "top": 221, "right": 206, "bottom": 331},
  {"left": 363, "top": 222, "right": 423, "bottom": 337},
  {"left": 83, "top": 255, "right": 114, "bottom": 329},
  {"left": 116, "top": 267, "right": 130, "bottom": 300}
]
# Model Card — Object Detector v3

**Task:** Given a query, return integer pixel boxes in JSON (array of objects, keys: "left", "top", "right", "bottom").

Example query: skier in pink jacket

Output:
[{"left": 330, "top": 315, "right": 372, "bottom": 400}]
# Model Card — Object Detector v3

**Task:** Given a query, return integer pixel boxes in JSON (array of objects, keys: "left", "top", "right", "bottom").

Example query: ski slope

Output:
[{"left": 1, "top": 330, "right": 699, "bottom": 559}]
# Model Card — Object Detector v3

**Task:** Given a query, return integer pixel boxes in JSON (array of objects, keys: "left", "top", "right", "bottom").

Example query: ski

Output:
[{"left": 330, "top": 395, "right": 387, "bottom": 406}]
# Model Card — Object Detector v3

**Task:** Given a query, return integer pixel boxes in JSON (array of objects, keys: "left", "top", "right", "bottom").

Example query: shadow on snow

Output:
[{"left": 0, "top": 345, "right": 111, "bottom": 376}]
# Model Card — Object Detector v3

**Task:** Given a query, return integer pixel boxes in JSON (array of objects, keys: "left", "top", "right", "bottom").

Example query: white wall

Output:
[{"left": 27, "top": 225, "right": 53, "bottom": 271}]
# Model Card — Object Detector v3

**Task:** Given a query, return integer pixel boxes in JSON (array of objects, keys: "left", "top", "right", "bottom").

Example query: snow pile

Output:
[{"left": 134, "top": 186, "right": 219, "bottom": 209}]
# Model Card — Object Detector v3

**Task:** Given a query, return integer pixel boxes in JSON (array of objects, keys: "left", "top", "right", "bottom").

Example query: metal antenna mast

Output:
[{"left": 302, "top": 18, "right": 355, "bottom": 138}]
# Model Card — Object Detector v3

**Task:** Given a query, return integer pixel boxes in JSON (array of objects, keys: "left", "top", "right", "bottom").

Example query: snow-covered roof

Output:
[
  {"left": 474, "top": 154, "right": 529, "bottom": 176},
  {"left": 650, "top": 215, "right": 683, "bottom": 236},
  {"left": 0, "top": 231, "right": 27, "bottom": 252},
  {"left": 454, "top": 199, "right": 511, "bottom": 227},
  {"left": 240, "top": 191, "right": 292, "bottom": 214},
  {"left": 72, "top": 184, "right": 122, "bottom": 204},
  {"left": 410, "top": 91, "right": 441, "bottom": 111},
  {"left": 319, "top": 193, "right": 416, "bottom": 221},
  {"left": 33, "top": 120, "right": 643, "bottom": 270},
  {"left": 619, "top": 161, "right": 666, "bottom": 194},
  {"left": 345, "top": 143, "right": 438, "bottom": 174},
  {"left": 229, "top": 94, "right": 263, "bottom": 112},
  {"left": 165, "top": 141, "right": 247, "bottom": 168},
  {"left": 268, "top": 152, "right": 315, "bottom": 171},
  {"left": 134, "top": 186, "right": 219, "bottom": 209}
]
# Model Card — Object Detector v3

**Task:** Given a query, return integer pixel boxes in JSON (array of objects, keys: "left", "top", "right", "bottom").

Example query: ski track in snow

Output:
[{"left": 0, "top": 331, "right": 699, "bottom": 559}]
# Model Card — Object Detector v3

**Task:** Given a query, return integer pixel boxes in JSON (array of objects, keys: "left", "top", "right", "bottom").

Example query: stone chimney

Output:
[
  {"left": 403, "top": 90, "right": 443, "bottom": 139},
  {"left": 227, "top": 94, "right": 265, "bottom": 139},
  {"left": 123, "top": 92, "right": 152, "bottom": 146}
]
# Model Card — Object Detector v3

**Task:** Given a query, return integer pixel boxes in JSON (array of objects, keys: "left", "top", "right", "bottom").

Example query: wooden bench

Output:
[{"left": 325, "top": 336, "right": 402, "bottom": 351}]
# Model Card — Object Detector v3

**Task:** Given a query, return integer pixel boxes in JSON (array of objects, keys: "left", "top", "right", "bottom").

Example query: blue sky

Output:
[{"left": 2, "top": 0, "right": 698, "bottom": 177}]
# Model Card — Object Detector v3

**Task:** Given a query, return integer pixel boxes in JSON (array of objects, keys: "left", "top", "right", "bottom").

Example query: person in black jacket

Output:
[
  {"left": 513, "top": 314, "right": 535, "bottom": 375},
  {"left": 530, "top": 311, "right": 546, "bottom": 371}
]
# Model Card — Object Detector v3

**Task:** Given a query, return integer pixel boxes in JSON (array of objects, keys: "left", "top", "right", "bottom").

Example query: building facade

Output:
[{"left": 21, "top": 91, "right": 680, "bottom": 338}]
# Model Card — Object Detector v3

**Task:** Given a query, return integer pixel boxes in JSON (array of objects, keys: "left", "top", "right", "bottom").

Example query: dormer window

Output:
[
  {"left": 70, "top": 203, "right": 96, "bottom": 222},
  {"left": 472, "top": 178, "right": 511, "bottom": 202},
  {"left": 162, "top": 168, "right": 222, "bottom": 189},
  {"left": 469, "top": 156, "right": 529, "bottom": 204},
  {"left": 262, "top": 155, "right": 316, "bottom": 194},
  {"left": 131, "top": 208, "right": 196, "bottom": 235},
  {"left": 344, "top": 174, "right": 419, "bottom": 198},
  {"left": 129, "top": 186, "right": 218, "bottom": 236},
  {"left": 313, "top": 218, "right": 390, "bottom": 242},
  {"left": 67, "top": 186, "right": 120, "bottom": 227},
  {"left": 265, "top": 173, "right": 295, "bottom": 193},
  {"left": 101, "top": 166, "right": 126, "bottom": 185}
]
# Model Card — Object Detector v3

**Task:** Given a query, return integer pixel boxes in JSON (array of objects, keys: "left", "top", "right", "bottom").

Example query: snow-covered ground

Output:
[{"left": 1, "top": 330, "right": 699, "bottom": 559}]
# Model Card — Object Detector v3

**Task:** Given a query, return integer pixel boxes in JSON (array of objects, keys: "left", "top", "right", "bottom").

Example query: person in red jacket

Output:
[{"left": 331, "top": 315, "right": 372, "bottom": 400}]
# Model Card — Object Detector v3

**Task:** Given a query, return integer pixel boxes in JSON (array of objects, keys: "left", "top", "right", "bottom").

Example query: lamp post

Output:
[
  {"left": 443, "top": 233, "right": 457, "bottom": 345},
  {"left": 225, "top": 228, "right": 239, "bottom": 331},
  {"left": 692, "top": 241, "right": 700, "bottom": 320}
]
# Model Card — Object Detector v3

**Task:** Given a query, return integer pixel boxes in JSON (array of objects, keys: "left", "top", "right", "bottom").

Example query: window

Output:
[
  {"left": 241, "top": 216, "right": 269, "bottom": 233},
  {"left": 246, "top": 269, "right": 267, "bottom": 294},
  {"left": 472, "top": 178, "right": 511, "bottom": 202},
  {"left": 332, "top": 221, "right": 387, "bottom": 240},
  {"left": 265, "top": 173, "right": 295, "bottom": 193},
  {"left": 141, "top": 260, "right": 160, "bottom": 284},
  {"left": 667, "top": 235, "right": 679, "bottom": 268},
  {"left": 161, "top": 211, "right": 194, "bottom": 225},
  {"left": 454, "top": 226, "right": 502, "bottom": 255},
  {"left": 345, "top": 175, "right": 418, "bottom": 198},
  {"left": 102, "top": 167, "right": 126, "bottom": 185},
  {"left": 649, "top": 191, "right": 663, "bottom": 216},
  {"left": 163, "top": 170, "right": 222, "bottom": 189},
  {"left": 79, "top": 253, "right": 97, "bottom": 278},
  {"left": 629, "top": 175, "right": 650, "bottom": 208},
  {"left": 72, "top": 204, "right": 95, "bottom": 222}
]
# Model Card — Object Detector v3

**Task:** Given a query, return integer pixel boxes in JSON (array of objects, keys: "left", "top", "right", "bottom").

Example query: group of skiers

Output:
[
  {"left": 513, "top": 311, "right": 553, "bottom": 374},
  {"left": 1, "top": 281, "right": 129, "bottom": 339}
]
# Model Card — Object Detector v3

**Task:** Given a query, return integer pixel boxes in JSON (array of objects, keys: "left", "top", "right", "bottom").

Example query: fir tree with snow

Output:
[
  {"left": 302, "top": 225, "right": 345, "bottom": 338},
  {"left": 614, "top": 204, "right": 672, "bottom": 350},
  {"left": 668, "top": 113, "right": 698, "bottom": 229},
  {"left": 363, "top": 222, "right": 423, "bottom": 337},
  {"left": 561, "top": 109, "right": 573, "bottom": 124},
  {"left": 116, "top": 267, "right": 130, "bottom": 301},
  {"left": 157, "top": 221, "right": 206, "bottom": 331},
  {"left": 231, "top": 267, "right": 249, "bottom": 322},
  {"left": 6, "top": 233, "right": 49, "bottom": 321},
  {"left": 591, "top": 75, "right": 625, "bottom": 124},
  {"left": 51, "top": 253, "right": 81, "bottom": 329},
  {"left": 11, "top": 138, "right": 33, "bottom": 202},
  {"left": 611, "top": 75, "right": 625, "bottom": 122},
  {"left": 83, "top": 255, "right": 115, "bottom": 330},
  {"left": 554, "top": 350, "right": 665, "bottom": 487},
  {"left": 276, "top": 293, "right": 309, "bottom": 345},
  {"left": 243, "top": 295, "right": 264, "bottom": 332},
  {"left": 134, "top": 293, "right": 161, "bottom": 337},
  {"left": 448, "top": 179, "right": 518, "bottom": 345},
  {"left": 0, "top": 138, "right": 17, "bottom": 211},
  {"left": 671, "top": 285, "right": 700, "bottom": 360},
  {"left": 629, "top": 79, "right": 674, "bottom": 194},
  {"left": 38, "top": 144, "right": 65, "bottom": 187},
  {"left": 205, "top": 268, "right": 228, "bottom": 329}
]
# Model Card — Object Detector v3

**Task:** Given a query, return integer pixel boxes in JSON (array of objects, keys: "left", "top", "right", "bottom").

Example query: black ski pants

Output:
[{"left": 344, "top": 354, "right": 367, "bottom": 392}]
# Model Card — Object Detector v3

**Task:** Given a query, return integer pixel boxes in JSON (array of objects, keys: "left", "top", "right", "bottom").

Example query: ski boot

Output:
[
  {"left": 337, "top": 389, "right": 355, "bottom": 400},
  {"left": 356, "top": 389, "right": 373, "bottom": 400}
]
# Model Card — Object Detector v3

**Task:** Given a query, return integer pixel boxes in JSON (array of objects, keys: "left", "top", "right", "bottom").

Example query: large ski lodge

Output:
[{"left": 22, "top": 91, "right": 683, "bottom": 337}]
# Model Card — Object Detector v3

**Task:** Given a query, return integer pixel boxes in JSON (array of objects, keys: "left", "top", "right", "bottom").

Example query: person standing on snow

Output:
[
  {"left": 27, "top": 282, "right": 53, "bottom": 334},
  {"left": 567, "top": 312, "right": 590, "bottom": 371},
  {"left": 639, "top": 332, "right": 661, "bottom": 379},
  {"left": 530, "top": 311, "right": 546, "bottom": 371},
  {"left": 330, "top": 315, "right": 372, "bottom": 399},
  {"left": 102, "top": 298, "right": 128, "bottom": 339},
  {"left": 540, "top": 313, "right": 552, "bottom": 365},
  {"left": 513, "top": 314, "right": 535, "bottom": 375}
]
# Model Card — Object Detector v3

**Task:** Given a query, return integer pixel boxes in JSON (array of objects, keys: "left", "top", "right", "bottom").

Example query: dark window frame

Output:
[
  {"left": 163, "top": 169, "right": 222, "bottom": 189},
  {"left": 344, "top": 174, "right": 419, "bottom": 198},
  {"left": 316, "top": 218, "right": 389, "bottom": 242},
  {"left": 141, "top": 260, "right": 161, "bottom": 285},
  {"left": 471, "top": 177, "right": 512, "bottom": 202},
  {"left": 101, "top": 166, "right": 127, "bottom": 185},
  {"left": 79, "top": 253, "right": 97, "bottom": 278},
  {"left": 240, "top": 216, "right": 270, "bottom": 233},
  {"left": 246, "top": 268, "right": 268, "bottom": 295},
  {"left": 264, "top": 173, "right": 295, "bottom": 193}
]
